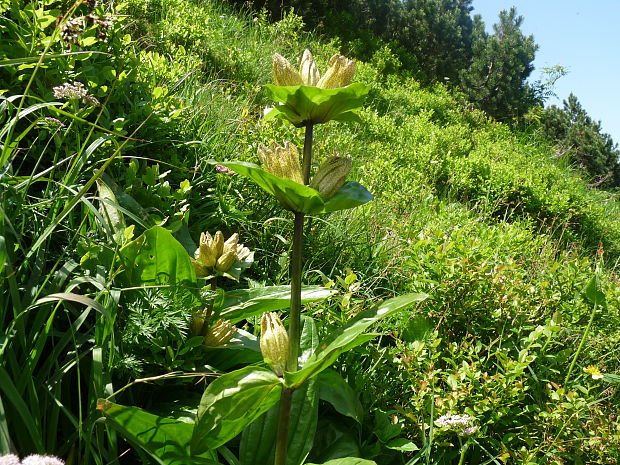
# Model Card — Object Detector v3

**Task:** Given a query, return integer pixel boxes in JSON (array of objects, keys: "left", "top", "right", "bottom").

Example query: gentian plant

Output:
[{"left": 97, "top": 50, "right": 427, "bottom": 465}]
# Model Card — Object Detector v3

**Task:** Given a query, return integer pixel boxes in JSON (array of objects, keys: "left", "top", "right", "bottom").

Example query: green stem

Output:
[
  {"left": 200, "top": 277, "right": 218, "bottom": 336},
  {"left": 564, "top": 300, "right": 598, "bottom": 386},
  {"left": 302, "top": 124, "right": 313, "bottom": 184},
  {"left": 274, "top": 388, "right": 294, "bottom": 465},
  {"left": 274, "top": 123, "right": 314, "bottom": 465},
  {"left": 457, "top": 439, "right": 470, "bottom": 465}
]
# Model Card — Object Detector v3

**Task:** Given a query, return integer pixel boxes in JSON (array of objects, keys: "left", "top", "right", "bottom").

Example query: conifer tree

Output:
[
  {"left": 458, "top": 7, "right": 538, "bottom": 120},
  {"left": 541, "top": 94, "right": 620, "bottom": 188}
]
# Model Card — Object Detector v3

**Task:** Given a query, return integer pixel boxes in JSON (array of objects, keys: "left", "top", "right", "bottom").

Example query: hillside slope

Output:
[{"left": 1, "top": 0, "right": 619, "bottom": 463}]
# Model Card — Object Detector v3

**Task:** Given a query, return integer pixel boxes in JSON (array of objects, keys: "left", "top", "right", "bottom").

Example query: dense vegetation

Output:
[{"left": 1, "top": 0, "right": 619, "bottom": 464}]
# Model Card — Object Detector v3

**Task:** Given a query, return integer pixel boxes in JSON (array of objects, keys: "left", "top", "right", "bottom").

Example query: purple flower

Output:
[{"left": 215, "top": 164, "right": 235, "bottom": 175}]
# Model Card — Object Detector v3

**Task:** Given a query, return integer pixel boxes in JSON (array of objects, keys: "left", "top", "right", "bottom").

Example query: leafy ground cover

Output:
[{"left": 1, "top": 0, "right": 619, "bottom": 464}]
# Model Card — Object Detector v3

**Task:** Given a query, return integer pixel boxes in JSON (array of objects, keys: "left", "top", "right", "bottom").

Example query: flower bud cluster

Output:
[
  {"left": 191, "top": 231, "right": 250, "bottom": 277},
  {"left": 257, "top": 142, "right": 303, "bottom": 184},
  {"left": 0, "top": 454, "right": 64, "bottom": 465},
  {"left": 52, "top": 82, "right": 100, "bottom": 106},
  {"left": 260, "top": 312, "right": 289, "bottom": 377},
  {"left": 272, "top": 49, "right": 356, "bottom": 89}
]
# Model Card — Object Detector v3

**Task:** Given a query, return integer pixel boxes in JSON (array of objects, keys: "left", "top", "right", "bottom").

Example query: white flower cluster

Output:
[
  {"left": 435, "top": 414, "right": 478, "bottom": 436},
  {"left": 52, "top": 82, "right": 100, "bottom": 107},
  {"left": 0, "top": 455, "right": 64, "bottom": 465}
]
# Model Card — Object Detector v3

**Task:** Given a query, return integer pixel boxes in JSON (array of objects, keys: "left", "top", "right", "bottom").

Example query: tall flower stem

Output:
[{"left": 274, "top": 123, "right": 314, "bottom": 465}]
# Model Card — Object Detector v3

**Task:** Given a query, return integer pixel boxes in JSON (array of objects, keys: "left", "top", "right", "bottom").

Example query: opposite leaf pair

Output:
[{"left": 257, "top": 141, "right": 352, "bottom": 199}]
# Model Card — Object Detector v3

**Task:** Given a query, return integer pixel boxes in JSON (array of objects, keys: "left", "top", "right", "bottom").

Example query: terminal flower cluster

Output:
[
  {"left": 272, "top": 49, "right": 356, "bottom": 89},
  {"left": 191, "top": 231, "right": 251, "bottom": 277},
  {"left": 435, "top": 414, "right": 478, "bottom": 436},
  {"left": 52, "top": 81, "right": 100, "bottom": 106}
]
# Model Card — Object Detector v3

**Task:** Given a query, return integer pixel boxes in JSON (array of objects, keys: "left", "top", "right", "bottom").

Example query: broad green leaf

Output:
[
  {"left": 318, "top": 369, "right": 363, "bottom": 423},
  {"left": 192, "top": 367, "right": 283, "bottom": 454},
  {"left": 308, "top": 418, "right": 363, "bottom": 463},
  {"left": 96, "top": 399, "right": 219, "bottom": 465},
  {"left": 386, "top": 438, "right": 419, "bottom": 452},
  {"left": 603, "top": 373, "right": 620, "bottom": 384},
  {"left": 306, "top": 460, "right": 376, "bottom": 465},
  {"left": 119, "top": 225, "right": 197, "bottom": 286},
  {"left": 373, "top": 411, "right": 403, "bottom": 443},
  {"left": 240, "top": 317, "right": 319, "bottom": 465},
  {"left": 322, "top": 182, "right": 374, "bottom": 214},
  {"left": 204, "top": 328, "right": 263, "bottom": 371},
  {"left": 96, "top": 177, "right": 126, "bottom": 237},
  {"left": 214, "top": 161, "right": 372, "bottom": 215},
  {"left": 285, "top": 293, "right": 428, "bottom": 388},
  {"left": 582, "top": 274, "right": 606, "bottom": 308},
  {"left": 264, "top": 84, "right": 370, "bottom": 127},
  {"left": 218, "top": 285, "right": 337, "bottom": 324}
]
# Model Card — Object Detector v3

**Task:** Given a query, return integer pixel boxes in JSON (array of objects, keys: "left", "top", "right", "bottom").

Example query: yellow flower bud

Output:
[
  {"left": 272, "top": 53, "right": 303, "bottom": 86},
  {"left": 198, "top": 232, "right": 217, "bottom": 268},
  {"left": 317, "top": 54, "right": 356, "bottom": 89},
  {"left": 257, "top": 141, "right": 303, "bottom": 184},
  {"left": 204, "top": 319, "right": 236, "bottom": 347},
  {"left": 193, "top": 231, "right": 251, "bottom": 277},
  {"left": 212, "top": 231, "right": 225, "bottom": 259},
  {"left": 299, "top": 49, "right": 319, "bottom": 86},
  {"left": 223, "top": 233, "right": 239, "bottom": 255},
  {"left": 272, "top": 50, "right": 356, "bottom": 89},
  {"left": 260, "top": 312, "right": 289, "bottom": 377},
  {"left": 215, "top": 250, "right": 236, "bottom": 272},
  {"left": 310, "top": 157, "right": 352, "bottom": 198},
  {"left": 190, "top": 313, "right": 206, "bottom": 336}
]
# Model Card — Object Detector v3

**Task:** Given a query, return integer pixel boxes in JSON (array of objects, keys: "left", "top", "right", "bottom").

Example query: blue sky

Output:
[{"left": 472, "top": 0, "right": 620, "bottom": 143}]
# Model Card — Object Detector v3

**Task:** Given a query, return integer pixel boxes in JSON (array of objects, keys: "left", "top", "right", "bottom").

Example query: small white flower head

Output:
[
  {"left": 0, "top": 454, "right": 21, "bottom": 465},
  {"left": 22, "top": 455, "right": 65, "bottom": 465},
  {"left": 435, "top": 414, "right": 472, "bottom": 429},
  {"left": 459, "top": 425, "right": 479, "bottom": 436},
  {"left": 53, "top": 81, "right": 88, "bottom": 101},
  {"left": 44, "top": 117, "right": 66, "bottom": 128},
  {"left": 52, "top": 82, "right": 100, "bottom": 107}
]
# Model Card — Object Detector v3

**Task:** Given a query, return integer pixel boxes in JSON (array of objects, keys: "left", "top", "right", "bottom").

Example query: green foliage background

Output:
[{"left": 1, "top": 0, "right": 619, "bottom": 464}]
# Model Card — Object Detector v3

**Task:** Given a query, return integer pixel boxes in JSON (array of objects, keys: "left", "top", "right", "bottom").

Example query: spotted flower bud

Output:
[
  {"left": 198, "top": 232, "right": 218, "bottom": 268},
  {"left": 317, "top": 54, "right": 356, "bottom": 89},
  {"left": 260, "top": 312, "right": 289, "bottom": 377},
  {"left": 299, "top": 49, "right": 319, "bottom": 86},
  {"left": 257, "top": 141, "right": 304, "bottom": 184},
  {"left": 203, "top": 319, "right": 236, "bottom": 347},
  {"left": 215, "top": 250, "right": 236, "bottom": 272},
  {"left": 212, "top": 231, "right": 225, "bottom": 258},
  {"left": 310, "top": 157, "right": 352, "bottom": 198},
  {"left": 272, "top": 53, "right": 304, "bottom": 86}
]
